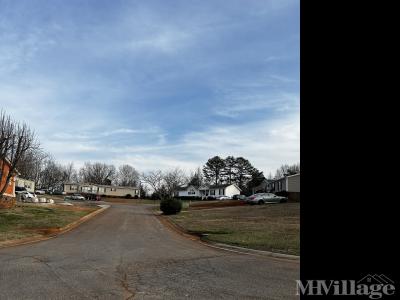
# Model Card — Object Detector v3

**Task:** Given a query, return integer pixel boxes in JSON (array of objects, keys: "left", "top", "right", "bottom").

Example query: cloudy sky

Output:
[{"left": 0, "top": 0, "right": 299, "bottom": 175}]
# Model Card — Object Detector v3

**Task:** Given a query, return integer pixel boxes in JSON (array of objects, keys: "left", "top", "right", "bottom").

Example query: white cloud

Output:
[
  {"left": 74, "top": 113, "right": 300, "bottom": 174},
  {"left": 214, "top": 91, "right": 299, "bottom": 117},
  {"left": 127, "top": 29, "right": 192, "bottom": 54},
  {"left": 34, "top": 112, "right": 299, "bottom": 175}
]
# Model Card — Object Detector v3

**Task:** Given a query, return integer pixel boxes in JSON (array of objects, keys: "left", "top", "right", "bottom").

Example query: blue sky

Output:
[{"left": 0, "top": 0, "right": 299, "bottom": 174}]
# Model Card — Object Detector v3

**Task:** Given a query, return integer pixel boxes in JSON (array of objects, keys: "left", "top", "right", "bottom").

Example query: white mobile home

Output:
[
  {"left": 176, "top": 185, "right": 202, "bottom": 197},
  {"left": 176, "top": 183, "right": 241, "bottom": 198},
  {"left": 199, "top": 184, "right": 241, "bottom": 198}
]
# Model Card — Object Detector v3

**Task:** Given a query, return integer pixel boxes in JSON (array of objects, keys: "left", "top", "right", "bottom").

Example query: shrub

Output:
[
  {"left": 160, "top": 198, "right": 182, "bottom": 215},
  {"left": 125, "top": 194, "right": 132, "bottom": 199},
  {"left": 0, "top": 196, "right": 16, "bottom": 209},
  {"left": 134, "top": 195, "right": 139, "bottom": 199}
]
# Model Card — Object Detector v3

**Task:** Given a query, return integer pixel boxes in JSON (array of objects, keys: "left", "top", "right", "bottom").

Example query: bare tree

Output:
[
  {"left": 39, "top": 158, "right": 66, "bottom": 190},
  {"left": 0, "top": 111, "right": 38, "bottom": 196},
  {"left": 116, "top": 164, "right": 139, "bottom": 187},
  {"left": 163, "top": 168, "right": 187, "bottom": 197},
  {"left": 62, "top": 162, "right": 78, "bottom": 183},
  {"left": 274, "top": 163, "right": 300, "bottom": 179},
  {"left": 15, "top": 148, "right": 49, "bottom": 186},
  {"left": 79, "top": 162, "right": 117, "bottom": 185},
  {"left": 141, "top": 170, "right": 166, "bottom": 199},
  {"left": 139, "top": 183, "right": 150, "bottom": 198}
]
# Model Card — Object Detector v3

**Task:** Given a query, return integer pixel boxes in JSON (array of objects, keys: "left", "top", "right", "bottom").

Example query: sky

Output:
[{"left": 0, "top": 0, "right": 299, "bottom": 175}]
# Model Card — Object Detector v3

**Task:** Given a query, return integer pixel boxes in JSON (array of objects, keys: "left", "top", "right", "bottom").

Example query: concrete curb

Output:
[
  {"left": 204, "top": 242, "right": 300, "bottom": 261},
  {"left": 154, "top": 210, "right": 300, "bottom": 262},
  {"left": 0, "top": 204, "right": 110, "bottom": 249}
]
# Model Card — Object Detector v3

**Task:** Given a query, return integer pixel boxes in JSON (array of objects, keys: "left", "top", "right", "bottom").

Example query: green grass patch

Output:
[
  {"left": 169, "top": 203, "right": 300, "bottom": 255},
  {"left": 0, "top": 204, "right": 98, "bottom": 242}
]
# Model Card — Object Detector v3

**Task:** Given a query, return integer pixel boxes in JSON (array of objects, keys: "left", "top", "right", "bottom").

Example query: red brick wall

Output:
[{"left": 0, "top": 160, "right": 16, "bottom": 197}]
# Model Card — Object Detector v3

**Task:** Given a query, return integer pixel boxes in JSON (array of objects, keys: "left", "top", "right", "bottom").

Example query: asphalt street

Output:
[{"left": 0, "top": 203, "right": 299, "bottom": 299}]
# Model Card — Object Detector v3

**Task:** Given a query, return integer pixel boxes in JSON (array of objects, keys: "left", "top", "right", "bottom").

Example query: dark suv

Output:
[{"left": 232, "top": 194, "right": 246, "bottom": 200}]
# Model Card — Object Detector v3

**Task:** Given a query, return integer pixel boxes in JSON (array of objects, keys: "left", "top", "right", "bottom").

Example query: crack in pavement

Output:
[
  {"left": 116, "top": 256, "right": 138, "bottom": 300},
  {"left": 3, "top": 254, "right": 93, "bottom": 299}
]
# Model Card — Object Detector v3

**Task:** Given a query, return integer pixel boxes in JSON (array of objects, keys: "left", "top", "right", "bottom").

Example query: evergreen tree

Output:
[
  {"left": 188, "top": 167, "right": 204, "bottom": 188},
  {"left": 223, "top": 156, "right": 237, "bottom": 184},
  {"left": 202, "top": 156, "right": 226, "bottom": 185},
  {"left": 234, "top": 157, "right": 256, "bottom": 189}
]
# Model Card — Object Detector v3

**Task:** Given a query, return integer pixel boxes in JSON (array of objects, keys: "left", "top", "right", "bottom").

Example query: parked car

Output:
[
  {"left": 35, "top": 190, "right": 46, "bottom": 195},
  {"left": 232, "top": 194, "right": 246, "bottom": 200},
  {"left": 70, "top": 193, "right": 86, "bottom": 200},
  {"left": 216, "top": 195, "right": 231, "bottom": 200},
  {"left": 245, "top": 193, "right": 288, "bottom": 205},
  {"left": 15, "top": 186, "right": 27, "bottom": 194},
  {"left": 50, "top": 190, "right": 66, "bottom": 195},
  {"left": 18, "top": 191, "right": 39, "bottom": 203}
]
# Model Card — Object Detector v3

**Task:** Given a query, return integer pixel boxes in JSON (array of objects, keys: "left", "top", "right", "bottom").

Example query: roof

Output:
[
  {"left": 64, "top": 183, "right": 139, "bottom": 189},
  {"left": 176, "top": 185, "right": 199, "bottom": 191},
  {"left": 286, "top": 172, "right": 300, "bottom": 178},
  {"left": 270, "top": 172, "right": 300, "bottom": 182},
  {"left": 199, "top": 183, "right": 242, "bottom": 191}
]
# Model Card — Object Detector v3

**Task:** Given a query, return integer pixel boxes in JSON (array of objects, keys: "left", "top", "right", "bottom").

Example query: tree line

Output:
[
  {"left": 17, "top": 153, "right": 141, "bottom": 191},
  {"left": 2, "top": 109, "right": 299, "bottom": 199},
  {"left": 140, "top": 157, "right": 300, "bottom": 199},
  {"left": 1, "top": 108, "right": 141, "bottom": 195}
]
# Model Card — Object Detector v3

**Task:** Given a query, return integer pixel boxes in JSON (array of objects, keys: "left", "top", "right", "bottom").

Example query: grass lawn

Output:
[
  {"left": 0, "top": 203, "right": 98, "bottom": 242},
  {"left": 168, "top": 203, "right": 300, "bottom": 255}
]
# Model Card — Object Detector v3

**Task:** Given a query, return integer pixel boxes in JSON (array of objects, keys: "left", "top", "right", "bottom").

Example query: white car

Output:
[
  {"left": 69, "top": 194, "right": 86, "bottom": 200},
  {"left": 35, "top": 190, "right": 46, "bottom": 195},
  {"left": 38, "top": 197, "right": 55, "bottom": 204},
  {"left": 216, "top": 195, "right": 231, "bottom": 200},
  {"left": 245, "top": 193, "right": 288, "bottom": 205},
  {"left": 19, "top": 191, "right": 39, "bottom": 203}
]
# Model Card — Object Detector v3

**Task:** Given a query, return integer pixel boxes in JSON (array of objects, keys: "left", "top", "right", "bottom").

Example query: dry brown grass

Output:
[
  {"left": 169, "top": 203, "right": 300, "bottom": 255},
  {"left": 0, "top": 203, "right": 98, "bottom": 242}
]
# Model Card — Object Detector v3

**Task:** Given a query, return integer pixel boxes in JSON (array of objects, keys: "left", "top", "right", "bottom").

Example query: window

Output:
[
  {"left": 98, "top": 187, "right": 105, "bottom": 193},
  {"left": 188, "top": 189, "right": 196, "bottom": 195},
  {"left": 210, "top": 190, "right": 215, "bottom": 195},
  {"left": 111, "top": 187, "right": 117, "bottom": 192}
]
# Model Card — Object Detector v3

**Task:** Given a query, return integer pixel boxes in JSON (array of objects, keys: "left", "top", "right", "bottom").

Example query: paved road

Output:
[{"left": 0, "top": 203, "right": 299, "bottom": 299}]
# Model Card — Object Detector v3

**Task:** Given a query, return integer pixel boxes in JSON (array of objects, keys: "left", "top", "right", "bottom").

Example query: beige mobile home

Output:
[
  {"left": 64, "top": 183, "right": 140, "bottom": 198},
  {"left": 16, "top": 177, "right": 35, "bottom": 193}
]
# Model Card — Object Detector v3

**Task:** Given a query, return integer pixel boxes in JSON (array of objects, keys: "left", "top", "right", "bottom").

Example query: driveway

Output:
[{"left": 0, "top": 203, "right": 299, "bottom": 299}]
